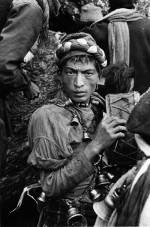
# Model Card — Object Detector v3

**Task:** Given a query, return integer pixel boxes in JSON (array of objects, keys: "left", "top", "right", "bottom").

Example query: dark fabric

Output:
[
  {"left": 0, "top": 98, "right": 12, "bottom": 136},
  {"left": 0, "top": 0, "right": 13, "bottom": 32},
  {"left": 48, "top": 3, "right": 90, "bottom": 33},
  {"left": 0, "top": 97, "right": 10, "bottom": 177},
  {"left": 0, "top": 117, "right": 7, "bottom": 176},
  {"left": 116, "top": 164, "right": 150, "bottom": 226},
  {"left": 82, "top": 18, "right": 150, "bottom": 94},
  {"left": 0, "top": 0, "right": 43, "bottom": 96},
  {"left": 109, "top": 0, "right": 135, "bottom": 11},
  {"left": 127, "top": 88, "right": 150, "bottom": 138}
]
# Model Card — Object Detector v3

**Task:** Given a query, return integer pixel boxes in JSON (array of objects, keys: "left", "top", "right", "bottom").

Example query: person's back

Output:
[
  {"left": 82, "top": 0, "right": 150, "bottom": 94},
  {"left": 128, "top": 18, "right": 150, "bottom": 93}
]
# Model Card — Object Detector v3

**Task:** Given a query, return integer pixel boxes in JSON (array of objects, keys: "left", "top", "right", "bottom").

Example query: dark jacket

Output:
[
  {"left": 83, "top": 18, "right": 150, "bottom": 94},
  {"left": 0, "top": 0, "right": 43, "bottom": 97},
  {"left": 0, "top": 0, "right": 13, "bottom": 32}
]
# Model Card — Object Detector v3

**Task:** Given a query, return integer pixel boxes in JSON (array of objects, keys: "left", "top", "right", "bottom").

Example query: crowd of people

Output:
[{"left": 1, "top": 0, "right": 150, "bottom": 226}]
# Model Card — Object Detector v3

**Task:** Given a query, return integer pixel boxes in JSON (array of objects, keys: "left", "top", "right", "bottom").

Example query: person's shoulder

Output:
[
  {"left": 129, "top": 17, "right": 150, "bottom": 34},
  {"left": 82, "top": 18, "right": 108, "bottom": 32},
  {"left": 31, "top": 104, "right": 65, "bottom": 122},
  {"left": 129, "top": 17, "right": 150, "bottom": 27},
  {"left": 141, "top": 17, "right": 150, "bottom": 28},
  {"left": 90, "top": 18, "right": 108, "bottom": 29}
]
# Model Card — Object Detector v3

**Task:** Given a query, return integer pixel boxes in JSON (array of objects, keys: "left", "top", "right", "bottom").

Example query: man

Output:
[
  {"left": 93, "top": 88, "right": 150, "bottom": 227},
  {"left": 0, "top": 0, "right": 42, "bottom": 179},
  {"left": 0, "top": 0, "right": 44, "bottom": 99},
  {"left": 82, "top": 0, "right": 150, "bottom": 94},
  {"left": 108, "top": 88, "right": 150, "bottom": 226},
  {"left": 27, "top": 32, "right": 127, "bottom": 226},
  {"left": 120, "top": 87, "right": 150, "bottom": 226}
]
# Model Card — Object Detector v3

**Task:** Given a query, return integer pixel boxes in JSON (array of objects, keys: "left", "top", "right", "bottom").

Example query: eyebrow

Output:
[{"left": 64, "top": 67, "right": 96, "bottom": 73}]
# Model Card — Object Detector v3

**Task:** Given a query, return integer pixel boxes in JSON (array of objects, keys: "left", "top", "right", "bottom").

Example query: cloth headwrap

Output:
[
  {"left": 55, "top": 32, "right": 107, "bottom": 68},
  {"left": 78, "top": 0, "right": 103, "bottom": 7}
]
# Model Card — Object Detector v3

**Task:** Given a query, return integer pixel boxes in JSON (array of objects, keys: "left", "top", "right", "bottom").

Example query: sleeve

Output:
[
  {"left": 27, "top": 106, "right": 94, "bottom": 197},
  {"left": 139, "top": 193, "right": 150, "bottom": 226},
  {"left": 0, "top": 0, "right": 43, "bottom": 95}
]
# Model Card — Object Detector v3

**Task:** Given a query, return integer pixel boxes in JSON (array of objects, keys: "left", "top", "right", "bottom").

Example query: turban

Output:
[{"left": 55, "top": 32, "right": 107, "bottom": 68}]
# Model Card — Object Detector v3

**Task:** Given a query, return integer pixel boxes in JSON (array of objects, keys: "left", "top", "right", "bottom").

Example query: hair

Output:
[
  {"left": 140, "top": 134, "right": 150, "bottom": 146},
  {"left": 103, "top": 62, "right": 134, "bottom": 95},
  {"left": 109, "top": 0, "right": 137, "bottom": 11},
  {"left": 59, "top": 54, "right": 102, "bottom": 76}
]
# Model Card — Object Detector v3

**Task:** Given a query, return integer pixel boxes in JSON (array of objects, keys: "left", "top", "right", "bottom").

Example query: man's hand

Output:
[
  {"left": 93, "top": 115, "right": 127, "bottom": 154},
  {"left": 23, "top": 82, "right": 40, "bottom": 100}
]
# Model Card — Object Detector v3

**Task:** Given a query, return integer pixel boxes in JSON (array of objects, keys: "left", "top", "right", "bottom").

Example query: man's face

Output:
[{"left": 61, "top": 59, "right": 99, "bottom": 103}]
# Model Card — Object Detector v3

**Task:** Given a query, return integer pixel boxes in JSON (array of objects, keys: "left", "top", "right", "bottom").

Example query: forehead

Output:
[{"left": 64, "top": 58, "right": 97, "bottom": 71}]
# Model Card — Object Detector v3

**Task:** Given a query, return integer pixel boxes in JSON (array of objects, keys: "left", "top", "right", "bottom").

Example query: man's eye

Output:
[
  {"left": 66, "top": 71, "right": 75, "bottom": 76},
  {"left": 85, "top": 72, "right": 94, "bottom": 77}
]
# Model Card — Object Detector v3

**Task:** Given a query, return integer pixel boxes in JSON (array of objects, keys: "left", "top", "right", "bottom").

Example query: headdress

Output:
[{"left": 55, "top": 32, "right": 107, "bottom": 68}]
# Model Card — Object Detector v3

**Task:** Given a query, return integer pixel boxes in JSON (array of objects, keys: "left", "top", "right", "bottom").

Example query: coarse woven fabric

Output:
[{"left": 55, "top": 32, "right": 107, "bottom": 68}]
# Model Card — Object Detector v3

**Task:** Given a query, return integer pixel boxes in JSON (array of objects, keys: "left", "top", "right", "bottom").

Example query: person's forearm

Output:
[
  {"left": 40, "top": 147, "right": 95, "bottom": 197},
  {"left": 83, "top": 140, "right": 103, "bottom": 162}
]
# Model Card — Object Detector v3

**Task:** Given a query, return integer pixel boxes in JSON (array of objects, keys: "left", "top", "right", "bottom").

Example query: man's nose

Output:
[{"left": 74, "top": 73, "right": 84, "bottom": 88}]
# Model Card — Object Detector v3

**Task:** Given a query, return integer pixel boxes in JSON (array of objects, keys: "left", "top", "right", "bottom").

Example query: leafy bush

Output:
[{"left": 100, "top": 0, "right": 150, "bottom": 15}]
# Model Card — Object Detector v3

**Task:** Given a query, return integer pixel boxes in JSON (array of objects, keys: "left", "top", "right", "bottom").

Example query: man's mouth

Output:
[{"left": 73, "top": 91, "right": 86, "bottom": 96}]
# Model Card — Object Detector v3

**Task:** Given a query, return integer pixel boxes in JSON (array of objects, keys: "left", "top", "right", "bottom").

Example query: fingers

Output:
[
  {"left": 112, "top": 125, "right": 127, "bottom": 133},
  {"left": 102, "top": 115, "right": 126, "bottom": 126},
  {"left": 100, "top": 116, "right": 127, "bottom": 139},
  {"left": 112, "top": 132, "right": 126, "bottom": 139},
  {"left": 110, "top": 118, "right": 126, "bottom": 127}
]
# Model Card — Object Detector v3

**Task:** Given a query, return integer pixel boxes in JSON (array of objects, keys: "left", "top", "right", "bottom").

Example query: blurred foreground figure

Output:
[
  {"left": 27, "top": 32, "right": 127, "bottom": 226},
  {"left": 82, "top": 0, "right": 150, "bottom": 94},
  {"left": 94, "top": 88, "right": 150, "bottom": 226},
  {"left": 0, "top": 0, "right": 42, "bottom": 178}
]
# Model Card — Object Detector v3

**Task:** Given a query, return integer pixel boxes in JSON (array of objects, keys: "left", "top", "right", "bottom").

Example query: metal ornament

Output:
[
  {"left": 38, "top": 192, "right": 46, "bottom": 203},
  {"left": 65, "top": 99, "right": 73, "bottom": 107},
  {"left": 67, "top": 206, "right": 87, "bottom": 227},
  {"left": 90, "top": 188, "right": 102, "bottom": 202},
  {"left": 83, "top": 131, "right": 91, "bottom": 142},
  {"left": 71, "top": 114, "right": 79, "bottom": 126},
  {"left": 64, "top": 199, "right": 88, "bottom": 227}
]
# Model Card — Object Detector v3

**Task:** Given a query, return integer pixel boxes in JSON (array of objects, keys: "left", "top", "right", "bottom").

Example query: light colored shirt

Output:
[{"left": 27, "top": 101, "right": 99, "bottom": 201}]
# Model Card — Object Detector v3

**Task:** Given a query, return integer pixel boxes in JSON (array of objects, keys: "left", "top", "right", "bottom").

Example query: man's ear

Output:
[
  {"left": 55, "top": 69, "right": 63, "bottom": 87},
  {"left": 98, "top": 74, "right": 105, "bottom": 86}
]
